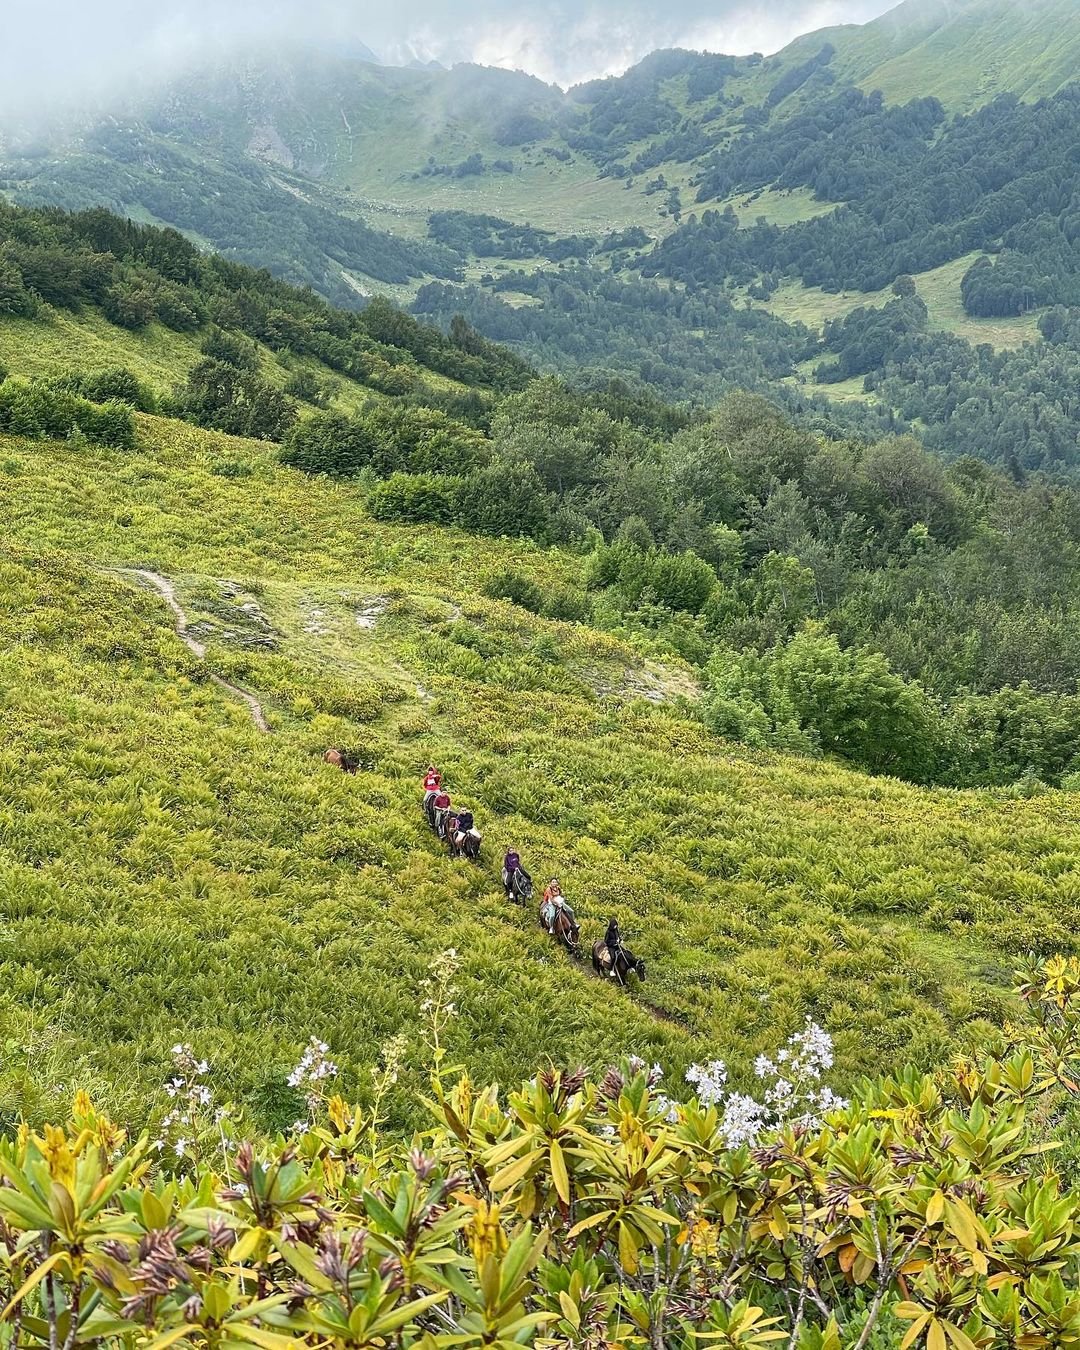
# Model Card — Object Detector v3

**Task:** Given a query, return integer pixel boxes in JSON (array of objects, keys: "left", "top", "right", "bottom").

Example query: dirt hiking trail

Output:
[{"left": 119, "top": 568, "right": 270, "bottom": 733}]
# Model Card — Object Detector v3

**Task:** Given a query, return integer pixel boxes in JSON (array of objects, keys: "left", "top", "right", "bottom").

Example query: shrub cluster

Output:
[
  {"left": 0, "top": 378, "right": 135, "bottom": 448},
  {"left": 4, "top": 959, "right": 1080, "bottom": 1350}
]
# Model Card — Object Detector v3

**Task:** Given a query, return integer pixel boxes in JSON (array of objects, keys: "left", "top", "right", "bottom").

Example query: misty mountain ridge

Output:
[{"left": 3, "top": 0, "right": 1080, "bottom": 445}]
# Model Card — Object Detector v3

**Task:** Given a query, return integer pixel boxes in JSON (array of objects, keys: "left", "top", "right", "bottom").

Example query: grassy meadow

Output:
[
  {"left": 2, "top": 409, "right": 1080, "bottom": 1140},
  {"left": 759, "top": 253, "right": 1043, "bottom": 351}
]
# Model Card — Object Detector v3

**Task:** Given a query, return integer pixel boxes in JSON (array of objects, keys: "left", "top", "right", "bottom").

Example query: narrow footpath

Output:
[{"left": 118, "top": 568, "right": 270, "bottom": 733}]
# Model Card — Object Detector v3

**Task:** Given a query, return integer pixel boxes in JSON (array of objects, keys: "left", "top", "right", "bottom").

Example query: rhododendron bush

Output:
[{"left": 4, "top": 958, "right": 1080, "bottom": 1350}]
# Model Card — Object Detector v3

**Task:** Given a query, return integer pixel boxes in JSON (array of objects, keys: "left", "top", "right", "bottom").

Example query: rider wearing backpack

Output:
[{"left": 541, "top": 878, "right": 576, "bottom": 935}]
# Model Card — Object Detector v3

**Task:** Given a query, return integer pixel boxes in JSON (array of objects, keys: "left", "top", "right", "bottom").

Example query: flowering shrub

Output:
[{"left": 3, "top": 959, "right": 1080, "bottom": 1349}]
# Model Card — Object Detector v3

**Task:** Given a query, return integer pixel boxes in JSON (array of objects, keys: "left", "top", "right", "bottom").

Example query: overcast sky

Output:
[{"left": 0, "top": 0, "right": 901, "bottom": 116}]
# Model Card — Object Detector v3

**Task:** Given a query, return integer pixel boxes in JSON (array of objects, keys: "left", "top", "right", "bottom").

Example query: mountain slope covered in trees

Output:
[{"left": 6, "top": 0, "right": 1080, "bottom": 464}]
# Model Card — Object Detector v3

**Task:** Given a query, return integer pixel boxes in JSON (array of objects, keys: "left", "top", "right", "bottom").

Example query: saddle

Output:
[{"left": 596, "top": 941, "right": 620, "bottom": 975}]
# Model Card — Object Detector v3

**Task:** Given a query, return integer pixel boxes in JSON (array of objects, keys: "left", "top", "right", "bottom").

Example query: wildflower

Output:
[
  {"left": 719, "top": 1093, "right": 769, "bottom": 1147},
  {"left": 289, "top": 1036, "right": 341, "bottom": 1116},
  {"left": 685, "top": 1059, "right": 728, "bottom": 1108},
  {"left": 652, "top": 1092, "right": 680, "bottom": 1124}
]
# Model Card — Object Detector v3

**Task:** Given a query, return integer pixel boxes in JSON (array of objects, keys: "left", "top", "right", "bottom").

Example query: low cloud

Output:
[{"left": 0, "top": 0, "right": 899, "bottom": 119}]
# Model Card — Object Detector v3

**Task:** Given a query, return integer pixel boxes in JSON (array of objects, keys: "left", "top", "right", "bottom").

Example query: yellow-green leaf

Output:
[{"left": 549, "top": 1139, "right": 570, "bottom": 1205}]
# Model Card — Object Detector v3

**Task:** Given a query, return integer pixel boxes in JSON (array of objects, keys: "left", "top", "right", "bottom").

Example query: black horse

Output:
[
  {"left": 449, "top": 820, "right": 482, "bottom": 862},
  {"left": 592, "top": 939, "right": 646, "bottom": 986},
  {"left": 504, "top": 866, "right": 533, "bottom": 903}
]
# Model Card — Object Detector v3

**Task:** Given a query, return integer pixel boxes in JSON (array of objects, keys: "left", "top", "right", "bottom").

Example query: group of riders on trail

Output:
[
  {"left": 322, "top": 752, "right": 645, "bottom": 981},
  {"left": 418, "top": 764, "right": 645, "bottom": 981},
  {"left": 422, "top": 766, "right": 482, "bottom": 860}
]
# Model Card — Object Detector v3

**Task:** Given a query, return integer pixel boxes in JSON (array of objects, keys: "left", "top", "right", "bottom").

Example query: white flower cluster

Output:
[
  {"left": 684, "top": 1059, "right": 728, "bottom": 1107},
  {"left": 289, "top": 1037, "right": 339, "bottom": 1113},
  {"left": 685, "top": 1019, "right": 846, "bottom": 1148},
  {"left": 156, "top": 1044, "right": 220, "bottom": 1160}
]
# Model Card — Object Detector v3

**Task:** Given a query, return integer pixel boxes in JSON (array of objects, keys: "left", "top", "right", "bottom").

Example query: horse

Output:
[
  {"left": 324, "top": 748, "right": 359, "bottom": 774},
  {"left": 592, "top": 940, "right": 646, "bottom": 985},
  {"left": 449, "top": 824, "right": 482, "bottom": 862},
  {"left": 541, "top": 898, "right": 580, "bottom": 955},
  {"left": 504, "top": 866, "right": 533, "bottom": 904}
]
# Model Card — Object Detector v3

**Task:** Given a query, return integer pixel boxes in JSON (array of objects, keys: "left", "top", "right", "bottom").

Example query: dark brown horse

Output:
[
  {"left": 449, "top": 822, "right": 482, "bottom": 862},
  {"left": 592, "top": 940, "right": 646, "bottom": 985},
  {"left": 324, "top": 748, "right": 359, "bottom": 774},
  {"left": 541, "top": 899, "right": 580, "bottom": 954}
]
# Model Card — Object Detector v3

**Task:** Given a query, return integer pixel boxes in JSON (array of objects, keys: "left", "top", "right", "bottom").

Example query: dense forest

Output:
[
  {"left": 411, "top": 78, "right": 1080, "bottom": 475},
  {"left": 288, "top": 379, "right": 1080, "bottom": 789},
  {"left": 413, "top": 268, "right": 821, "bottom": 400},
  {"left": 650, "top": 86, "right": 1080, "bottom": 311}
]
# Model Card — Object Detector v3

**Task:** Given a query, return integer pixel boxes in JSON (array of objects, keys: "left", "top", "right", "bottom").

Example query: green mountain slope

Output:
[
  {"left": 1, "top": 200, "right": 1080, "bottom": 1132},
  {"left": 4, "top": 409, "right": 1078, "bottom": 1130},
  {"left": 791, "top": 0, "right": 1080, "bottom": 111}
]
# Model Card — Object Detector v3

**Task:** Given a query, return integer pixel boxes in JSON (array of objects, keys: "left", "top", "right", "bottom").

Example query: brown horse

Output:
[
  {"left": 323, "top": 748, "right": 359, "bottom": 774},
  {"left": 592, "top": 940, "right": 646, "bottom": 985},
  {"left": 540, "top": 898, "right": 580, "bottom": 954}
]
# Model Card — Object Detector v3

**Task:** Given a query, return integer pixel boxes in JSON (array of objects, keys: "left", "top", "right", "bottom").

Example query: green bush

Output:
[
  {"left": 454, "top": 461, "right": 553, "bottom": 538},
  {"left": 368, "top": 471, "right": 460, "bottom": 524},
  {"left": 173, "top": 358, "right": 296, "bottom": 441},
  {"left": 0, "top": 380, "right": 136, "bottom": 448},
  {"left": 704, "top": 625, "right": 947, "bottom": 781},
  {"left": 50, "top": 367, "right": 156, "bottom": 411},
  {"left": 281, "top": 404, "right": 488, "bottom": 478},
  {"left": 544, "top": 586, "right": 591, "bottom": 622},
  {"left": 483, "top": 568, "right": 544, "bottom": 613}
]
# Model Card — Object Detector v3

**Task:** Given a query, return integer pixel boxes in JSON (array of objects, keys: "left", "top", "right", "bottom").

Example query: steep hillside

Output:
[
  {"left": 1, "top": 200, "right": 1080, "bottom": 1137},
  {"left": 796, "top": 0, "right": 1080, "bottom": 111},
  {"left": 3, "top": 410, "right": 1079, "bottom": 1135}
]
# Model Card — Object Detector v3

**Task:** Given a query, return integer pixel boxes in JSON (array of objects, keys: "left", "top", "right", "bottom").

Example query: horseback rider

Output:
[
  {"left": 605, "top": 916, "right": 622, "bottom": 953},
  {"left": 503, "top": 849, "right": 530, "bottom": 899},
  {"left": 432, "top": 788, "right": 451, "bottom": 838},
  {"left": 452, "top": 807, "right": 474, "bottom": 850},
  {"left": 541, "top": 878, "right": 576, "bottom": 935},
  {"left": 603, "top": 916, "right": 622, "bottom": 976},
  {"left": 422, "top": 765, "right": 442, "bottom": 818}
]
